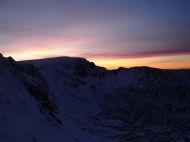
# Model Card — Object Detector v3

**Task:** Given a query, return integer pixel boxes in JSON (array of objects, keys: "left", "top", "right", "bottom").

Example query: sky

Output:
[{"left": 0, "top": 0, "right": 190, "bottom": 69}]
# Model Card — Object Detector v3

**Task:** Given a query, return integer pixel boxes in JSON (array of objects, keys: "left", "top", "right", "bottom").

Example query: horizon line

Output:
[{"left": 1, "top": 53, "right": 190, "bottom": 70}]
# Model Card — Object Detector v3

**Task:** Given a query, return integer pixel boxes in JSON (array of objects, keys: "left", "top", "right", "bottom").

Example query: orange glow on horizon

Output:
[
  {"left": 3, "top": 49, "right": 189, "bottom": 69},
  {"left": 88, "top": 55, "right": 190, "bottom": 69},
  {"left": 3, "top": 47, "right": 81, "bottom": 61},
  {"left": 3, "top": 45, "right": 190, "bottom": 69}
]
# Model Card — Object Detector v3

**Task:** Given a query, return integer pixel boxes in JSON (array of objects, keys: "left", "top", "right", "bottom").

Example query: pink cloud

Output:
[{"left": 81, "top": 49, "right": 190, "bottom": 59}]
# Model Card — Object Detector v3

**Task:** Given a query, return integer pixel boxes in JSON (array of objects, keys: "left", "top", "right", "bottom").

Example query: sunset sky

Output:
[{"left": 0, "top": 0, "right": 190, "bottom": 69}]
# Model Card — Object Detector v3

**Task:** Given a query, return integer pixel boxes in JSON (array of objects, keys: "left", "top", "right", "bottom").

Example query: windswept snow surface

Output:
[{"left": 0, "top": 54, "right": 190, "bottom": 142}]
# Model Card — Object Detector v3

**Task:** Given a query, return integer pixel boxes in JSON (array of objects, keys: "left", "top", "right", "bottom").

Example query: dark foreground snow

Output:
[{"left": 0, "top": 54, "right": 190, "bottom": 142}]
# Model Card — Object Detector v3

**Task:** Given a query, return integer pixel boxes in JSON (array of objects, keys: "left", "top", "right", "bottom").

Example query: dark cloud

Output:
[{"left": 81, "top": 48, "right": 190, "bottom": 59}]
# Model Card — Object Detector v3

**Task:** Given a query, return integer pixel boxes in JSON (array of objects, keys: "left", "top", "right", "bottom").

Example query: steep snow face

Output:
[
  {"left": 0, "top": 56, "right": 74, "bottom": 142},
  {"left": 0, "top": 54, "right": 190, "bottom": 142}
]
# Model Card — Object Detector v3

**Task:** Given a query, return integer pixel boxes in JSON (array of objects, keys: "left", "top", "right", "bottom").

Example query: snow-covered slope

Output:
[{"left": 0, "top": 54, "right": 190, "bottom": 142}]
